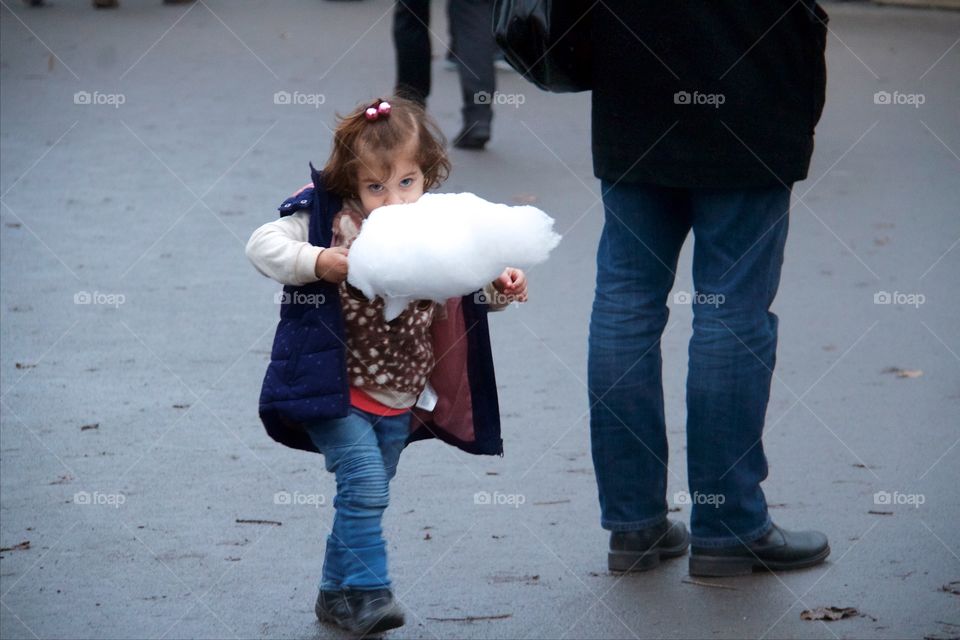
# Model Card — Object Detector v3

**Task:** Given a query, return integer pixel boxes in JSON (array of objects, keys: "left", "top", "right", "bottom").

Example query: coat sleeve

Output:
[{"left": 245, "top": 210, "right": 323, "bottom": 286}]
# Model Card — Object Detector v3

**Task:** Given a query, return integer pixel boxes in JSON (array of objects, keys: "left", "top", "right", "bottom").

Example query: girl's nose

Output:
[{"left": 385, "top": 191, "right": 404, "bottom": 206}]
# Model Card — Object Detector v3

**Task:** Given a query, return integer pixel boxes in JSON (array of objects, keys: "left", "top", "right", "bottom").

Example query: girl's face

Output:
[{"left": 356, "top": 149, "right": 425, "bottom": 215}]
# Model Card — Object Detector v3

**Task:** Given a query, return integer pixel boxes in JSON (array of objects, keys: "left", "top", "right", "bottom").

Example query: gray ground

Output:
[{"left": 1, "top": 1, "right": 958, "bottom": 639}]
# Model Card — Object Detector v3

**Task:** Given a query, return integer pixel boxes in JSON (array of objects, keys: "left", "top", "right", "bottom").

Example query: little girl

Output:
[{"left": 245, "top": 96, "right": 527, "bottom": 636}]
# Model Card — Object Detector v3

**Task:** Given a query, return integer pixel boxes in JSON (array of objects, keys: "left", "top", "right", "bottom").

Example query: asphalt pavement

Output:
[{"left": 1, "top": 1, "right": 958, "bottom": 638}]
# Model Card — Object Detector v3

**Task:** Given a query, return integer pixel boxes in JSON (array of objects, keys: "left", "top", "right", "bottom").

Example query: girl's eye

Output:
[
  {"left": 399, "top": 177, "right": 414, "bottom": 187},
  {"left": 367, "top": 184, "right": 384, "bottom": 193}
]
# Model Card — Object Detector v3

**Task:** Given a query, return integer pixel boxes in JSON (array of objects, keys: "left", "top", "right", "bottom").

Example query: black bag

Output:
[{"left": 492, "top": 0, "right": 593, "bottom": 93}]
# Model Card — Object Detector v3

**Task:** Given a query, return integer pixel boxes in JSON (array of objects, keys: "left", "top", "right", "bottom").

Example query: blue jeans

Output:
[
  {"left": 305, "top": 408, "right": 410, "bottom": 590},
  {"left": 588, "top": 181, "right": 790, "bottom": 547}
]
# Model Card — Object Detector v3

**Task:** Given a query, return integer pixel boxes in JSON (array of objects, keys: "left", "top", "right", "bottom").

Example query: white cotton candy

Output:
[{"left": 347, "top": 192, "right": 562, "bottom": 320}]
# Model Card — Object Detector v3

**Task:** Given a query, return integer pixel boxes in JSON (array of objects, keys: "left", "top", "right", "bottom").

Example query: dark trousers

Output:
[
  {"left": 588, "top": 181, "right": 792, "bottom": 547},
  {"left": 393, "top": 0, "right": 495, "bottom": 125}
]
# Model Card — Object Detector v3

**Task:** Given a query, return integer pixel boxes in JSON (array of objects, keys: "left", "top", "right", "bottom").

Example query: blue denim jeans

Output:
[
  {"left": 588, "top": 181, "right": 790, "bottom": 547},
  {"left": 305, "top": 408, "right": 410, "bottom": 590}
]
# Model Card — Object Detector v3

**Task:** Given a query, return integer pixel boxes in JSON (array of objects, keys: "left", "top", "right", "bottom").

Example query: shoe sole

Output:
[
  {"left": 316, "top": 603, "right": 404, "bottom": 636},
  {"left": 688, "top": 545, "right": 831, "bottom": 577},
  {"left": 453, "top": 139, "right": 488, "bottom": 151},
  {"left": 361, "top": 613, "right": 405, "bottom": 635},
  {"left": 608, "top": 541, "right": 690, "bottom": 573}
]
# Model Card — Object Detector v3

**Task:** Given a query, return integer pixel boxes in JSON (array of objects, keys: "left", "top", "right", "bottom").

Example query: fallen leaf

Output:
[
  {"left": 423, "top": 532, "right": 432, "bottom": 540},
  {"left": 15, "top": 362, "right": 36, "bottom": 369},
  {"left": 0, "top": 541, "right": 31, "bottom": 553},
  {"left": 881, "top": 367, "right": 923, "bottom": 378},
  {"left": 801, "top": 607, "right": 860, "bottom": 621},
  {"left": 80, "top": 423, "right": 99, "bottom": 431},
  {"left": 868, "top": 510, "right": 893, "bottom": 516},
  {"left": 939, "top": 581, "right": 960, "bottom": 596}
]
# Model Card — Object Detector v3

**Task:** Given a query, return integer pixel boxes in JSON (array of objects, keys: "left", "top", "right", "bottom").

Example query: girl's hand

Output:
[
  {"left": 315, "top": 247, "right": 349, "bottom": 283},
  {"left": 492, "top": 267, "right": 528, "bottom": 303}
]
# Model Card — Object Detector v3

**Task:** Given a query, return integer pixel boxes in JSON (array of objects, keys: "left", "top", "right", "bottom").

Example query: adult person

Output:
[
  {"left": 587, "top": 1, "right": 832, "bottom": 577},
  {"left": 393, "top": 0, "right": 496, "bottom": 149}
]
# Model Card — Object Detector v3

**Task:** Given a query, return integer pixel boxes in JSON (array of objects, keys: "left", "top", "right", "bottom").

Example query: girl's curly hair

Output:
[{"left": 322, "top": 96, "right": 450, "bottom": 199}]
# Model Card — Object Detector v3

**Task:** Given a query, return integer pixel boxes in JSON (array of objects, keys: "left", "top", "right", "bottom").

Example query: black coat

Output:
[{"left": 590, "top": 1, "right": 828, "bottom": 188}]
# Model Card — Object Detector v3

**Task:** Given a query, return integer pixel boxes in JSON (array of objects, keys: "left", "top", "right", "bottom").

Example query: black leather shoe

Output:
[
  {"left": 315, "top": 589, "right": 351, "bottom": 626},
  {"left": 453, "top": 122, "right": 491, "bottom": 150},
  {"left": 317, "top": 588, "right": 404, "bottom": 635},
  {"left": 608, "top": 519, "right": 690, "bottom": 572},
  {"left": 689, "top": 523, "right": 830, "bottom": 577}
]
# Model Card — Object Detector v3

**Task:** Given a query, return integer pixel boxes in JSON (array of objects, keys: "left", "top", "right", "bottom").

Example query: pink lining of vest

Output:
[{"left": 412, "top": 296, "right": 475, "bottom": 443}]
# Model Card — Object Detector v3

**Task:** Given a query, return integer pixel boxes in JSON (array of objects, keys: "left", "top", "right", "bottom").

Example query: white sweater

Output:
[{"left": 245, "top": 211, "right": 324, "bottom": 286}]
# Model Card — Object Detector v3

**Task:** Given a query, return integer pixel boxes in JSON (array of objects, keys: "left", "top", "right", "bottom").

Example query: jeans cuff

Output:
[
  {"left": 601, "top": 511, "right": 668, "bottom": 532},
  {"left": 689, "top": 514, "right": 773, "bottom": 548}
]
